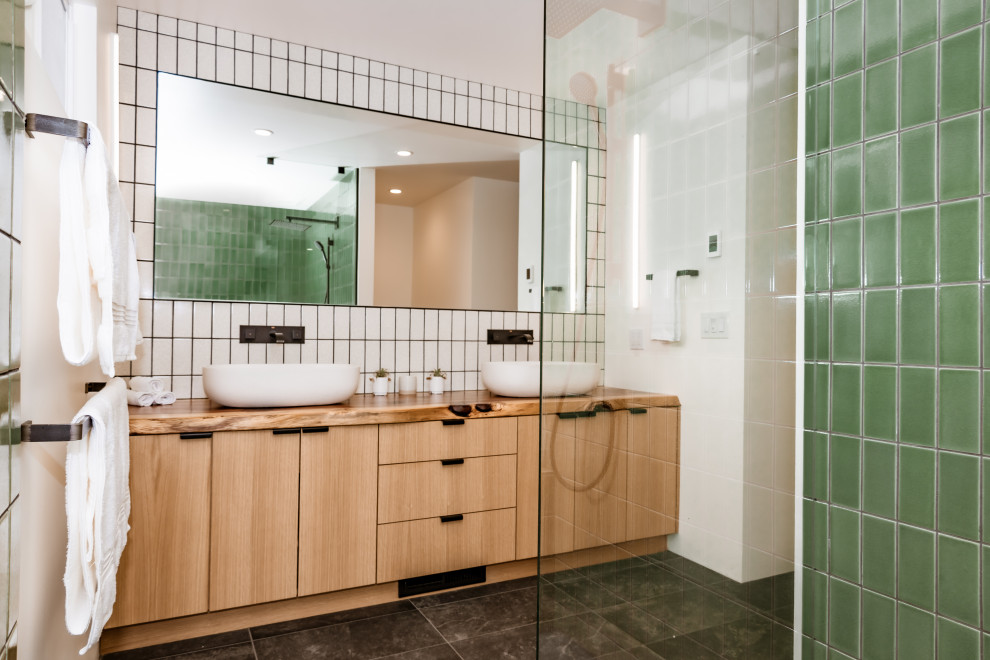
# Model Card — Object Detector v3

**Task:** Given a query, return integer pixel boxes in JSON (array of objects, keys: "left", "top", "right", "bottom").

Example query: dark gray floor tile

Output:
[
  {"left": 250, "top": 601, "right": 414, "bottom": 639},
  {"left": 418, "top": 587, "right": 537, "bottom": 642},
  {"left": 686, "top": 611, "right": 775, "bottom": 659},
  {"left": 637, "top": 585, "right": 748, "bottom": 637},
  {"left": 646, "top": 635, "right": 722, "bottom": 660},
  {"left": 539, "top": 582, "right": 588, "bottom": 621},
  {"left": 598, "top": 602, "right": 674, "bottom": 646},
  {"left": 539, "top": 612, "right": 638, "bottom": 656},
  {"left": 600, "top": 565, "right": 686, "bottom": 602},
  {"left": 451, "top": 624, "right": 539, "bottom": 659},
  {"left": 410, "top": 576, "right": 537, "bottom": 608},
  {"left": 103, "top": 631, "right": 252, "bottom": 660},
  {"left": 625, "top": 647, "right": 663, "bottom": 659},
  {"left": 252, "top": 610, "right": 444, "bottom": 660},
  {"left": 377, "top": 644, "right": 461, "bottom": 659},
  {"left": 164, "top": 645, "right": 256, "bottom": 660},
  {"left": 551, "top": 576, "right": 624, "bottom": 611}
]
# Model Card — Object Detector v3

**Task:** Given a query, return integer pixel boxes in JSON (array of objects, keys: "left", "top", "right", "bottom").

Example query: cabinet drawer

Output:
[
  {"left": 378, "top": 455, "right": 516, "bottom": 523},
  {"left": 377, "top": 509, "right": 516, "bottom": 583},
  {"left": 379, "top": 417, "right": 516, "bottom": 464}
]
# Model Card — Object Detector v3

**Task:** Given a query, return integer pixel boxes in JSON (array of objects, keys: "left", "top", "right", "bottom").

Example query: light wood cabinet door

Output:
[
  {"left": 210, "top": 429, "right": 300, "bottom": 611},
  {"left": 515, "top": 416, "right": 539, "bottom": 560},
  {"left": 379, "top": 417, "right": 517, "bottom": 464},
  {"left": 299, "top": 426, "right": 378, "bottom": 597},
  {"left": 109, "top": 433, "right": 211, "bottom": 628}
]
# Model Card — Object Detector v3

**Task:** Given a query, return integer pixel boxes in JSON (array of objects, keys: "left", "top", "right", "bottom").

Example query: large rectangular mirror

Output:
[{"left": 154, "top": 73, "right": 587, "bottom": 313}]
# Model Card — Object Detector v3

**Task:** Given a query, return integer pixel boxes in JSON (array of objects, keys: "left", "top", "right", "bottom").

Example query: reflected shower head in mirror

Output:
[
  {"left": 313, "top": 240, "right": 329, "bottom": 266},
  {"left": 270, "top": 217, "right": 310, "bottom": 231}
]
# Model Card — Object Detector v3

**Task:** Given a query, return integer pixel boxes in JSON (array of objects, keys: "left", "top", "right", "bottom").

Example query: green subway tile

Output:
[
  {"left": 828, "top": 578, "right": 861, "bottom": 657},
  {"left": 832, "top": 292, "right": 862, "bottom": 362},
  {"left": 898, "top": 447, "right": 936, "bottom": 528},
  {"left": 806, "top": 87, "right": 819, "bottom": 154},
  {"left": 983, "top": 545, "right": 990, "bottom": 628},
  {"left": 983, "top": 459, "right": 990, "bottom": 541},
  {"left": 805, "top": 225, "right": 817, "bottom": 288},
  {"left": 814, "top": 362, "right": 831, "bottom": 431},
  {"left": 984, "top": 112, "right": 990, "bottom": 193},
  {"left": 938, "top": 369, "right": 980, "bottom": 453},
  {"left": 816, "top": 222, "right": 832, "bottom": 290},
  {"left": 833, "top": 0, "right": 864, "bottom": 76},
  {"left": 865, "top": 290, "right": 897, "bottom": 363},
  {"left": 817, "top": 152, "right": 832, "bottom": 222},
  {"left": 940, "top": 113, "right": 981, "bottom": 200},
  {"left": 901, "top": 0, "right": 938, "bottom": 50},
  {"left": 899, "top": 288, "right": 936, "bottom": 364},
  {"left": 939, "top": 285, "right": 980, "bottom": 366},
  {"left": 833, "top": 146, "right": 863, "bottom": 219},
  {"left": 938, "top": 451, "right": 980, "bottom": 540},
  {"left": 864, "top": 136, "right": 898, "bottom": 212},
  {"left": 938, "top": 618, "right": 980, "bottom": 660},
  {"left": 818, "top": 12, "right": 833, "bottom": 82},
  {"left": 986, "top": 24, "right": 990, "bottom": 107},
  {"left": 830, "top": 434, "right": 862, "bottom": 509},
  {"left": 941, "top": 27, "right": 982, "bottom": 117},
  {"left": 899, "top": 207, "right": 936, "bottom": 285},
  {"left": 938, "top": 535, "right": 980, "bottom": 626},
  {"left": 900, "top": 44, "right": 938, "bottom": 128},
  {"left": 863, "top": 440, "right": 896, "bottom": 516},
  {"left": 807, "top": 17, "right": 820, "bottom": 87},
  {"left": 938, "top": 199, "right": 980, "bottom": 282},
  {"left": 864, "top": 367, "right": 896, "bottom": 440},
  {"left": 898, "top": 524, "right": 936, "bottom": 608},
  {"left": 863, "top": 213, "right": 897, "bottom": 286},
  {"left": 831, "top": 217, "right": 862, "bottom": 288},
  {"left": 865, "top": 60, "right": 898, "bottom": 138},
  {"left": 862, "top": 590, "right": 895, "bottom": 660},
  {"left": 900, "top": 367, "right": 936, "bottom": 446},
  {"left": 805, "top": 431, "right": 829, "bottom": 500},
  {"left": 900, "top": 125, "right": 938, "bottom": 207},
  {"left": 941, "top": 0, "right": 982, "bottom": 34},
  {"left": 833, "top": 73, "right": 864, "bottom": 148},
  {"left": 817, "top": 83, "right": 832, "bottom": 153},
  {"left": 806, "top": 295, "right": 817, "bottom": 360},
  {"left": 803, "top": 567, "right": 828, "bottom": 639},
  {"left": 897, "top": 603, "right": 935, "bottom": 660},
  {"left": 865, "top": 0, "right": 898, "bottom": 64},
  {"left": 816, "top": 294, "right": 831, "bottom": 360},
  {"left": 804, "top": 637, "right": 828, "bottom": 660},
  {"left": 805, "top": 499, "right": 829, "bottom": 571},
  {"left": 830, "top": 506, "right": 861, "bottom": 582},
  {"left": 831, "top": 366, "right": 862, "bottom": 437},
  {"left": 863, "top": 514, "right": 896, "bottom": 596}
]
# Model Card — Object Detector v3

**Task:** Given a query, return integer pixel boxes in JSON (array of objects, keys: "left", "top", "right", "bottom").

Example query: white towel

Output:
[
  {"left": 64, "top": 378, "right": 131, "bottom": 655},
  {"left": 154, "top": 391, "right": 176, "bottom": 406},
  {"left": 650, "top": 270, "right": 681, "bottom": 342},
  {"left": 125, "top": 390, "right": 154, "bottom": 407},
  {"left": 128, "top": 377, "right": 164, "bottom": 394},
  {"left": 57, "top": 139, "right": 98, "bottom": 366}
]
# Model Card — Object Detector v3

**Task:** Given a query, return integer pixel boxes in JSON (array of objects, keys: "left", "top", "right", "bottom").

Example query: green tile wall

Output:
[
  {"left": 154, "top": 171, "right": 357, "bottom": 304},
  {"left": 805, "top": 0, "right": 990, "bottom": 656}
]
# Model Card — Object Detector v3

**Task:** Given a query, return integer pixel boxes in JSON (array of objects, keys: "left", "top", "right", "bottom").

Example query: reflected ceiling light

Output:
[
  {"left": 389, "top": 188, "right": 403, "bottom": 194},
  {"left": 396, "top": 150, "right": 413, "bottom": 157},
  {"left": 254, "top": 128, "right": 274, "bottom": 137}
]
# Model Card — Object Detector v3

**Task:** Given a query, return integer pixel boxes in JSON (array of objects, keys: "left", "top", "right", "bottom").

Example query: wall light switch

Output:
[
  {"left": 707, "top": 231, "right": 722, "bottom": 258},
  {"left": 700, "top": 313, "right": 729, "bottom": 339},
  {"left": 629, "top": 328, "right": 645, "bottom": 350}
]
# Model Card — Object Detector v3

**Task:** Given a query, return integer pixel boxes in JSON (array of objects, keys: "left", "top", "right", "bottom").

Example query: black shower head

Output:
[{"left": 313, "top": 240, "right": 329, "bottom": 266}]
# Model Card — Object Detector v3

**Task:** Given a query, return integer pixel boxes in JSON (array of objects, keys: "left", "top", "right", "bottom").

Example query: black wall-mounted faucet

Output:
[
  {"left": 487, "top": 329, "right": 535, "bottom": 345},
  {"left": 240, "top": 325, "right": 305, "bottom": 344}
]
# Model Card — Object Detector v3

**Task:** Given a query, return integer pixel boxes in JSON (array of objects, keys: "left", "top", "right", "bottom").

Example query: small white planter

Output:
[
  {"left": 428, "top": 376, "right": 445, "bottom": 394},
  {"left": 372, "top": 377, "right": 390, "bottom": 396}
]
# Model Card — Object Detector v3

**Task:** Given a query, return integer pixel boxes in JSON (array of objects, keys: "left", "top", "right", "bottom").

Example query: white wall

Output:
[
  {"left": 469, "top": 178, "right": 518, "bottom": 311},
  {"left": 373, "top": 204, "right": 414, "bottom": 307},
  {"left": 517, "top": 146, "right": 542, "bottom": 312},
  {"left": 412, "top": 178, "right": 475, "bottom": 309}
]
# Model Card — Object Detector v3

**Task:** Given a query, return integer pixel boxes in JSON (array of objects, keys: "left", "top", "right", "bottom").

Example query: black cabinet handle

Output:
[
  {"left": 440, "top": 514, "right": 464, "bottom": 523},
  {"left": 442, "top": 419, "right": 465, "bottom": 426},
  {"left": 441, "top": 458, "right": 465, "bottom": 466},
  {"left": 302, "top": 426, "right": 330, "bottom": 433},
  {"left": 179, "top": 432, "right": 213, "bottom": 440},
  {"left": 273, "top": 428, "right": 301, "bottom": 435},
  {"left": 629, "top": 408, "right": 648, "bottom": 415}
]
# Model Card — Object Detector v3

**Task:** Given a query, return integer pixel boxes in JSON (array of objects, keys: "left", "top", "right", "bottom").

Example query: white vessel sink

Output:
[
  {"left": 481, "top": 361, "right": 599, "bottom": 398},
  {"left": 202, "top": 363, "right": 360, "bottom": 408}
]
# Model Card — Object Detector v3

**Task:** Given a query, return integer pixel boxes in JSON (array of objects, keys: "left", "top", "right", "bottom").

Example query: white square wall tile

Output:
[
  {"left": 249, "top": 303, "right": 266, "bottom": 325},
  {"left": 350, "top": 308, "right": 365, "bottom": 339},
  {"left": 172, "top": 339, "right": 193, "bottom": 375},
  {"left": 152, "top": 300, "right": 173, "bottom": 337},
  {"left": 212, "top": 303, "right": 232, "bottom": 339},
  {"left": 173, "top": 301, "right": 193, "bottom": 337},
  {"left": 192, "top": 339, "right": 212, "bottom": 374},
  {"left": 333, "top": 307, "right": 349, "bottom": 339}
]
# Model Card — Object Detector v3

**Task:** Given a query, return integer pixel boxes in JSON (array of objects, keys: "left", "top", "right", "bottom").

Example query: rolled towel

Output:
[
  {"left": 129, "top": 377, "right": 164, "bottom": 394},
  {"left": 125, "top": 390, "right": 155, "bottom": 407},
  {"left": 154, "top": 391, "right": 176, "bottom": 406}
]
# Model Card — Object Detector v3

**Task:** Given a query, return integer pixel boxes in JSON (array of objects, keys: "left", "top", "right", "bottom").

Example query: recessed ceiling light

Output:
[
  {"left": 396, "top": 150, "right": 413, "bottom": 157},
  {"left": 389, "top": 188, "right": 403, "bottom": 194},
  {"left": 254, "top": 128, "right": 274, "bottom": 137}
]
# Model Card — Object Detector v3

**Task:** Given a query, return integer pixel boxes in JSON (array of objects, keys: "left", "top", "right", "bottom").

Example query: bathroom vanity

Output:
[{"left": 101, "top": 389, "right": 680, "bottom": 654}]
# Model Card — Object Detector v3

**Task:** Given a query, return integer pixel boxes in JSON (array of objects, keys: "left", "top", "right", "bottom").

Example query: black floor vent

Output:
[{"left": 397, "top": 566, "right": 487, "bottom": 598}]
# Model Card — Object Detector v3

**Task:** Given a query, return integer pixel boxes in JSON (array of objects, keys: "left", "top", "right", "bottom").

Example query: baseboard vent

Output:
[{"left": 397, "top": 566, "right": 487, "bottom": 598}]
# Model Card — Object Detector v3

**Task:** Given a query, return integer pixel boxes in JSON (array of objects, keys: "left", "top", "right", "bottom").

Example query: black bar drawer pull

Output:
[
  {"left": 442, "top": 419, "right": 465, "bottom": 426},
  {"left": 629, "top": 408, "right": 648, "bottom": 415},
  {"left": 273, "top": 428, "right": 301, "bottom": 435},
  {"left": 441, "top": 458, "right": 465, "bottom": 466},
  {"left": 302, "top": 426, "right": 330, "bottom": 433},
  {"left": 179, "top": 432, "right": 213, "bottom": 440},
  {"left": 440, "top": 514, "right": 464, "bottom": 523}
]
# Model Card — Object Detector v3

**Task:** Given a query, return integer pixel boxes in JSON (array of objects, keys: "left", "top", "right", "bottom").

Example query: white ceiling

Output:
[{"left": 156, "top": 73, "right": 538, "bottom": 210}]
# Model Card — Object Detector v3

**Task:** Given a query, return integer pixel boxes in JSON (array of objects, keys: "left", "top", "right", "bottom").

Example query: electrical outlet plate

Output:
[
  {"left": 629, "top": 328, "right": 645, "bottom": 350},
  {"left": 707, "top": 231, "right": 722, "bottom": 258},
  {"left": 700, "top": 312, "right": 729, "bottom": 338}
]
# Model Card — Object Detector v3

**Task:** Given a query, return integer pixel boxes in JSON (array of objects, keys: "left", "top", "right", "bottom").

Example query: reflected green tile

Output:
[
  {"left": 813, "top": 363, "right": 831, "bottom": 431},
  {"left": 864, "top": 290, "right": 897, "bottom": 363},
  {"left": 938, "top": 369, "right": 980, "bottom": 453},
  {"left": 807, "top": 17, "right": 821, "bottom": 87},
  {"left": 817, "top": 83, "right": 832, "bottom": 153},
  {"left": 983, "top": 545, "right": 990, "bottom": 626},
  {"left": 863, "top": 366, "right": 896, "bottom": 442},
  {"left": 817, "top": 152, "right": 832, "bottom": 222},
  {"left": 899, "top": 207, "right": 936, "bottom": 285},
  {"left": 938, "top": 452, "right": 979, "bottom": 540},
  {"left": 941, "top": 0, "right": 981, "bottom": 34},
  {"left": 940, "top": 113, "right": 980, "bottom": 200},
  {"left": 803, "top": 567, "right": 828, "bottom": 639},
  {"left": 901, "top": 0, "right": 938, "bottom": 49},
  {"left": 816, "top": 223, "right": 832, "bottom": 291},
  {"left": 833, "top": 72, "right": 863, "bottom": 147},
  {"left": 900, "top": 367, "right": 936, "bottom": 446},
  {"left": 863, "top": 440, "right": 896, "bottom": 516},
  {"left": 832, "top": 292, "right": 862, "bottom": 362},
  {"left": 832, "top": 146, "right": 863, "bottom": 218},
  {"left": 900, "top": 125, "right": 937, "bottom": 207},
  {"left": 831, "top": 217, "right": 862, "bottom": 288},
  {"left": 816, "top": 294, "right": 830, "bottom": 359},
  {"left": 862, "top": 590, "right": 895, "bottom": 660},
  {"left": 938, "top": 618, "right": 980, "bottom": 660},
  {"left": 864, "top": 136, "right": 897, "bottom": 212},
  {"left": 865, "top": 60, "right": 898, "bottom": 139},
  {"left": 830, "top": 506, "right": 861, "bottom": 582},
  {"left": 984, "top": 113, "right": 990, "bottom": 193},
  {"left": 938, "top": 199, "right": 980, "bottom": 282},
  {"left": 899, "top": 288, "right": 936, "bottom": 364},
  {"left": 898, "top": 524, "right": 936, "bottom": 607},
  {"left": 831, "top": 366, "right": 862, "bottom": 436},
  {"left": 865, "top": 0, "right": 898, "bottom": 65},
  {"left": 899, "top": 447, "right": 936, "bottom": 528},
  {"left": 939, "top": 285, "right": 979, "bottom": 367},
  {"left": 901, "top": 44, "right": 937, "bottom": 128},
  {"left": 833, "top": 0, "right": 864, "bottom": 76},
  {"left": 897, "top": 603, "right": 935, "bottom": 660},
  {"left": 805, "top": 500, "right": 829, "bottom": 571},
  {"left": 863, "top": 213, "right": 897, "bottom": 287},
  {"left": 863, "top": 514, "right": 896, "bottom": 595},
  {"left": 819, "top": 12, "right": 833, "bottom": 82},
  {"left": 941, "top": 27, "right": 982, "bottom": 118},
  {"left": 938, "top": 535, "right": 980, "bottom": 626},
  {"left": 804, "top": 431, "right": 829, "bottom": 500},
  {"left": 830, "top": 434, "right": 862, "bottom": 509},
  {"left": 828, "top": 578, "right": 860, "bottom": 656}
]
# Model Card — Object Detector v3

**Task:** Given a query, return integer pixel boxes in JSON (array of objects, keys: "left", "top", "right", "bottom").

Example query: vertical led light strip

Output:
[
  {"left": 632, "top": 133, "right": 641, "bottom": 308},
  {"left": 570, "top": 159, "right": 579, "bottom": 312},
  {"left": 112, "top": 33, "right": 120, "bottom": 176}
]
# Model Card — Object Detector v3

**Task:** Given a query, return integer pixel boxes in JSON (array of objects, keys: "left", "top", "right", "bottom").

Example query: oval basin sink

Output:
[
  {"left": 481, "top": 361, "right": 599, "bottom": 398},
  {"left": 203, "top": 363, "right": 360, "bottom": 408}
]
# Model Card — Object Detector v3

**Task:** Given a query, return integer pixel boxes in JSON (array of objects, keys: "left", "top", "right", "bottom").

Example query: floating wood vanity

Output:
[{"left": 101, "top": 388, "right": 680, "bottom": 654}]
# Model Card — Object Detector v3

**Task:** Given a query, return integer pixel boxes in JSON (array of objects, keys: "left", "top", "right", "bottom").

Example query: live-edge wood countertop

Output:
[{"left": 127, "top": 388, "right": 680, "bottom": 435}]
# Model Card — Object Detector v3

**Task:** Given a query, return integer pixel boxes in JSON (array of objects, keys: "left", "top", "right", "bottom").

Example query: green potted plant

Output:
[
  {"left": 370, "top": 367, "right": 391, "bottom": 396},
  {"left": 428, "top": 368, "right": 447, "bottom": 394}
]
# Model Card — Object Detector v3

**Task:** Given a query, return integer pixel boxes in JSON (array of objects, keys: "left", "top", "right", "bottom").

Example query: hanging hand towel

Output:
[
  {"left": 650, "top": 270, "right": 681, "bottom": 342},
  {"left": 64, "top": 378, "right": 131, "bottom": 654}
]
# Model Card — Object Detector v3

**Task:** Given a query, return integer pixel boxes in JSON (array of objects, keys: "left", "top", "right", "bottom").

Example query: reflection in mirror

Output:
[{"left": 152, "top": 73, "right": 586, "bottom": 313}]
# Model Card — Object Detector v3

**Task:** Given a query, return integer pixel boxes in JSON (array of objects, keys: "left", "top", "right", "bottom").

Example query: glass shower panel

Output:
[
  {"left": 543, "top": 143, "right": 588, "bottom": 314},
  {"left": 539, "top": 1, "right": 800, "bottom": 658}
]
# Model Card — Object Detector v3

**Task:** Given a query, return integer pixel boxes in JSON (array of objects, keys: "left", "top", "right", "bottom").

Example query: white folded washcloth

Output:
[
  {"left": 128, "top": 377, "right": 164, "bottom": 394},
  {"left": 125, "top": 390, "right": 155, "bottom": 407},
  {"left": 154, "top": 391, "right": 176, "bottom": 406}
]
